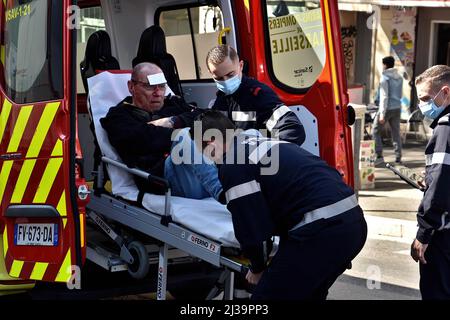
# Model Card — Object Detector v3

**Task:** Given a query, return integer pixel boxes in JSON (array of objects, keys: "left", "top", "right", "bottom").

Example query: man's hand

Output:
[
  {"left": 411, "top": 238, "right": 428, "bottom": 264},
  {"left": 245, "top": 270, "right": 264, "bottom": 285},
  {"left": 379, "top": 114, "right": 385, "bottom": 125},
  {"left": 148, "top": 117, "right": 173, "bottom": 128},
  {"left": 417, "top": 170, "right": 426, "bottom": 190}
]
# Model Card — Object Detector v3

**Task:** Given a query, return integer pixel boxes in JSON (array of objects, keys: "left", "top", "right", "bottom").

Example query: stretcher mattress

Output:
[{"left": 87, "top": 71, "right": 240, "bottom": 248}]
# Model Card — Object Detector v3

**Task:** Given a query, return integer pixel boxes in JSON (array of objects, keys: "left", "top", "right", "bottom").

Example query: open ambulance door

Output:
[
  {"left": 233, "top": 0, "right": 354, "bottom": 186},
  {"left": 0, "top": 0, "right": 86, "bottom": 283},
  {"left": 156, "top": 0, "right": 353, "bottom": 185}
]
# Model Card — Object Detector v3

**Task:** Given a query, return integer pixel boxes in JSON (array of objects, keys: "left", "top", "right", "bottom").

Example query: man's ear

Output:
[{"left": 127, "top": 80, "right": 134, "bottom": 95}]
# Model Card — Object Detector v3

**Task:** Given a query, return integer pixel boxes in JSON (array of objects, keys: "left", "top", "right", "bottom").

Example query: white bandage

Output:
[{"left": 147, "top": 73, "right": 167, "bottom": 85}]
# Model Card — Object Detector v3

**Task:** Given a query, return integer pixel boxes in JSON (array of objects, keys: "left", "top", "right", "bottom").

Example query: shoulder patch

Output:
[
  {"left": 438, "top": 114, "right": 450, "bottom": 125},
  {"left": 251, "top": 87, "right": 262, "bottom": 96}
]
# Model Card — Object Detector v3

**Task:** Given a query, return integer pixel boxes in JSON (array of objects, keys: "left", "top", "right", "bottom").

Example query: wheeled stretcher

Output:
[{"left": 85, "top": 71, "right": 248, "bottom": 300}]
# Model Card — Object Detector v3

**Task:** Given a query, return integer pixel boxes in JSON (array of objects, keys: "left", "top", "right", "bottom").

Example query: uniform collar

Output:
[{"left": 430, "top": 104, "right": 450, "bottom": 129}]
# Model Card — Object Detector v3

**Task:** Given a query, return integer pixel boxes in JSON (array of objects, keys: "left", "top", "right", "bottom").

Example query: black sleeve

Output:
[
  {"left": 101, "top": 107, "right": 174, "bottom": 156},
  {"left": 220, "top": 163, "right": 273, "bottom": 272},
  {"left": 252, "top": 86, "right": 306, "bottom": 145},
  {"left": 166, "top": 95, "right": 205, "bottom": 128},
  {"left": 416, "top": 124, "right": 450, "bottom": 244}
]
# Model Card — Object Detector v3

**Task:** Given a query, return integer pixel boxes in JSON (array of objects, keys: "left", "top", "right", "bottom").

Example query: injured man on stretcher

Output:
[{"left": 100, "top": 62, "right": 226, "bottom": 203}]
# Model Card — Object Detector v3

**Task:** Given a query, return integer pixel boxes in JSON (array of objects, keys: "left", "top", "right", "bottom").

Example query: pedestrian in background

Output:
[{"left": 373, "top": 56, "right": 404, "bottom": 166}]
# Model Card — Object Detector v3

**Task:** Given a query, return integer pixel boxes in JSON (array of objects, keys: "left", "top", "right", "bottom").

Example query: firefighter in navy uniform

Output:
[
  {"left": 194, "top": 111, "right": 367, "bottom": 300},
  {"left": 206, "top": 45, "right": 305, "bottom": 146},
  {"left": 412, "top": 65, "right": 450, "bottom": 300}
]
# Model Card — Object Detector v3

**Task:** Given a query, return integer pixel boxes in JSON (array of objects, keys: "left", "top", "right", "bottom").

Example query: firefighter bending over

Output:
[{"left": 193, "top": 110, "right": 367, "bottom": 300}]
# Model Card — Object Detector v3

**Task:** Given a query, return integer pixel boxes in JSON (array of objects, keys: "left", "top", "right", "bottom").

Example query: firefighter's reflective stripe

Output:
[
  {"left": 0, "top": 99, "right": 12, "bottom": 144},
  {"left": 425, "top": 152, "right": 450, "bottom": 166},
  {"left": 7, "top": 105, "right": 33, "bottom": 152},
  {"left": 33, "top": 157, "right": 63, "bottom": 203},
  {"left": 26, "top": 102, "right": 60, "bottom": 158},
  {"left": 266, "top": 105, "right": 291, "bottom": 132},
  {"left": 30, "top": 262, "right": 49, "bottom": 280},
  {"left": 232, "top": 111, "right": 256, "bottom": 122},
  {"left": 10, "top": 260, "right": 24, "bottom": 278},
  {"left": 0, "top": 160, "right": 13, "bottom": 203},
  {"left": 10, "top": 159, "right": 36, "bottom": 203},
  {"left": 290, "top": 194, "right": 359, "bottom": 231},
  {"left": 225, "top": 180, "right": 261, "bottom": 203},
  {"left": 55, "top": 249, "right": 72, "bottom": 282},
  {"left": 248, "top": 140, "right": 287, "bottom": 164}
]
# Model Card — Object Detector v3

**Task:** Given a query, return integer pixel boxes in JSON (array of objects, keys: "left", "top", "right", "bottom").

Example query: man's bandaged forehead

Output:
[{"left": 147, "top": 73, "right": 167, "bottom": 85}]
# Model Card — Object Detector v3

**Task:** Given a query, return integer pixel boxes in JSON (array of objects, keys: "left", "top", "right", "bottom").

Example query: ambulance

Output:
[{"left": 0, "top": 0, "right": 354, "bottom": 297}]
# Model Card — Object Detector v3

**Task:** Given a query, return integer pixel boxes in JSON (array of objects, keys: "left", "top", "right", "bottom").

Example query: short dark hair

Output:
[
  {"left": 415, "top": 65, "right": 450, "bottom": 90},
  {"left": 206, "top": 45, "right": 239, "bottom": 70},
  {"left": 191, "top": 110, "right": 235, "bottom": 148},
  {"left": 382, "top": 56, "right": 395, "bottom": 69}
]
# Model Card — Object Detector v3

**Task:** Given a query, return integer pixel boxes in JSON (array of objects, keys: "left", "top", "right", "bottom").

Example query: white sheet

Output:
[{"left": 87, "top": 71, "right": 240, "bottom": 248}]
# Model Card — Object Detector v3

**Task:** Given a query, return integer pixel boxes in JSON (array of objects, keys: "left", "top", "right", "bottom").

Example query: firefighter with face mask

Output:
[
  {"left": 206, "top": 45, "right": 306, "bottom": 146},
  {"left": 412, "top": 65, "right": 450, "bottom": 300}
]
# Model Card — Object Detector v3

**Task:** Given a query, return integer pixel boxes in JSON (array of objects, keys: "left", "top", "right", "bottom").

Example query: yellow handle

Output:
[{"left": 218, "top": 27, "right": 231, "bottom": 45}]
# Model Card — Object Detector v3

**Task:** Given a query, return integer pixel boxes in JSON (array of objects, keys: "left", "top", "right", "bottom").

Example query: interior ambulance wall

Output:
[{"left": 415, "top": 7, "right": 450, "bottom": 77}]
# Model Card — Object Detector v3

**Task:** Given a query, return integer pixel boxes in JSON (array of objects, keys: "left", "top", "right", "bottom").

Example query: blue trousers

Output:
[{"left": 164, "top": 128, "right": 222, "bottom": 200}]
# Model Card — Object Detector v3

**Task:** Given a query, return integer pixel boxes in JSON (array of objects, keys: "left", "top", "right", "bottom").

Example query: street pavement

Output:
[{"left": 328, "top": 140, "right": 427, "bottom": 300}]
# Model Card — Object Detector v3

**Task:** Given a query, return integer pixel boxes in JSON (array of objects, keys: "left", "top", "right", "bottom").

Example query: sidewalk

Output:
[{"left": 329, "top": 140, "right": 427, "bottom": 299}]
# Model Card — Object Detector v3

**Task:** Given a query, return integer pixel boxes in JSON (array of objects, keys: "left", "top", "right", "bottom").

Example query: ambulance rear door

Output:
[{"left": 0, "top": 0, "right": 85, "bottom": 283}]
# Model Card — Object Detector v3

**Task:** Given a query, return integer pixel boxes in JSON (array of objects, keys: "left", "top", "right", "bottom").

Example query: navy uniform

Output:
[
  {"left": 212, "top": 76, "right": 306, "bottom": 145},
  {"left": 417, "top": 105, "right": 450, "bottom": 300},
  {"left": 219, "top": 132, "right": 367, "bottom": 300}
]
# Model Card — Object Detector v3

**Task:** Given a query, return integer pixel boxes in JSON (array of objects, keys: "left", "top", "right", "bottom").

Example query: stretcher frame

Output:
[{"left": 86, "top": 156, "right": 248, "bottom": 300}]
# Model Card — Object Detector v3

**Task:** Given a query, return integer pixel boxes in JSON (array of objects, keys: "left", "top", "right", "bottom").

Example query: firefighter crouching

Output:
[{"left": 193, "top": 111, "right": 367, "bottom": 300}]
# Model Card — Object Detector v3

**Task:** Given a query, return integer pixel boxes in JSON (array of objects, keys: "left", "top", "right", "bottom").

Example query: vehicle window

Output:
[
  {"left": 159, "top": 5, "right": 224, "bottom": 80},
  {"left": 76, "top": 6, "right": 105, "bottom": 94},
  {"left": 265, "top": 0, "right": 326, "bottom": 91},
  {"left": 4, "top": 0, "right": 63, "bottom": 103}
]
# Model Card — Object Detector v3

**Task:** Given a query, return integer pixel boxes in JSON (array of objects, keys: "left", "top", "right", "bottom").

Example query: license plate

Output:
[{"left": 14, "top": 223, "right": 58, "bottom": 246}]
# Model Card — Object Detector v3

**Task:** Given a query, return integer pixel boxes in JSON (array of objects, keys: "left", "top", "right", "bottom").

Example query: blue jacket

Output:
[
  {"left": 416, "top": 106, "right": 450, "bottom": 244},
  {"left": 378, "top": 68, "right": 403, "bottom": 114},
  {"left": 212, "top": 76, "right": 306, "bottom": 145}
]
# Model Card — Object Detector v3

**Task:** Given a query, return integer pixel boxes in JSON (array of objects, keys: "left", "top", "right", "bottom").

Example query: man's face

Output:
[
  {"left": 128, "top": 72, "right": 166, "bottom": 113},
  {"left": 416, "top": 80, "right": 450, "bottom": 107},
  {"left": 208, "top": 56, "right": 243, "bottom": 81}
]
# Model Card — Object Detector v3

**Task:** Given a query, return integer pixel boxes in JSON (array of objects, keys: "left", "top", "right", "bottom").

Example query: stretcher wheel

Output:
[{"left": 126, "top": 241, "right": 149, "bottom": 279}]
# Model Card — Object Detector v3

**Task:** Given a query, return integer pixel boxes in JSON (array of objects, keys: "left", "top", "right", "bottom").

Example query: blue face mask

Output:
[
  {"left": 419, "top": 89, "right": 447, "bottom": 120},
  {"left": 215, "top": 74, "right": 241, "bottom": 95}
]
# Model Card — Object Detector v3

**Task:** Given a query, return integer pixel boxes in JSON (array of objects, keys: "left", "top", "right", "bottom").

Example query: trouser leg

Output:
[
  {"left": 251, "top": 211, "right": 367, "bottom": 300},
  {"left": 372, "top": 112, "right": 384, "bottom": 157},
  {"left": 387, "top": 109, "right": 402, "bottom": 160},
  {"left": 419, "top": 230, "right": 450, "bottom": 300}
]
